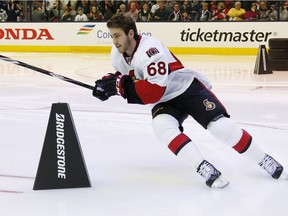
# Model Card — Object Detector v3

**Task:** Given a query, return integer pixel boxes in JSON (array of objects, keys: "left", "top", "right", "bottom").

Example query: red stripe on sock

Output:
[
  {"left": 233, "top": 129, "right": 252, "bottom": 153},
  {"left": 168, "top": 133, "right": 191, "bottom": 155}
]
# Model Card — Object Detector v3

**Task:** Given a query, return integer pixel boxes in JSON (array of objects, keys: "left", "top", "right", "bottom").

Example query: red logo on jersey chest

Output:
[
  {"left": 129, "top": 70, "right": 136, "bottom": 80},
  {"left": 146, "top": 47, "right": 160, "bottom": 58}
]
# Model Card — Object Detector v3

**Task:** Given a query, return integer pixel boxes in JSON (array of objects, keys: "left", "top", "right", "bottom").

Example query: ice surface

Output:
[{"left": 0, "top": 53, "right": 287, "bottom": 216}]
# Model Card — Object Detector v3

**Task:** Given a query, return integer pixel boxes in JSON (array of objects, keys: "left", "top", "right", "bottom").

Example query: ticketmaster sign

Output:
[{"left": 0, "top": 22, "right": 286, "bottom": 54}]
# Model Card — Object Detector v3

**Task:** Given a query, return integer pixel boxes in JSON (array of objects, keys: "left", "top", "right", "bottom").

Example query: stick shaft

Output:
[{"left": 0, "top": 55, "right": 94, "bottom": 90}]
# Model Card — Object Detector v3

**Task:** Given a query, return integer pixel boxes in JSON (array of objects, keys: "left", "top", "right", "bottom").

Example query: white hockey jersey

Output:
[{"left": 111, "top": 35, "right": 211, "bottom": 105}]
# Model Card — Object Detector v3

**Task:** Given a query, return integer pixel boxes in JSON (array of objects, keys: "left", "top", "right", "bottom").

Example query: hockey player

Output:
[{"left": 92, "top": 13, "right": 287, "bottom": 188}]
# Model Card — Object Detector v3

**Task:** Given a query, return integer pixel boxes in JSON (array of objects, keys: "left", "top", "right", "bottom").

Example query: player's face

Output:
[{"left": 109, "top": 28, "right": 132, "bottom": 54}]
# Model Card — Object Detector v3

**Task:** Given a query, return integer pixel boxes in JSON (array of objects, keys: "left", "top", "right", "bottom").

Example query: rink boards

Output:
[{"left": 0, "top": 22, "right": 287, "bottom": 55}]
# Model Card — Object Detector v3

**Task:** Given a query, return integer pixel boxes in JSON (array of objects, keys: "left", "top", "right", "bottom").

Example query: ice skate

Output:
[
  {"left": 259, "top": 154, "right": 288, "bottom": 180},
  {"left": 197, "top": 160, "right": 229, "bottom": 188}
]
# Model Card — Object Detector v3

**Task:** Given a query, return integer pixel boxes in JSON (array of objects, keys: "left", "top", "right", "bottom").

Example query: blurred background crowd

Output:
[{"left": 0, "top": 0, "right": 287, "bottom": 22}]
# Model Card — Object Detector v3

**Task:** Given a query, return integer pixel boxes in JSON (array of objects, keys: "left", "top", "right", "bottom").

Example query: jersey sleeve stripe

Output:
[{"left": 135, "top": 80, "right": 166, "bottom": 104}]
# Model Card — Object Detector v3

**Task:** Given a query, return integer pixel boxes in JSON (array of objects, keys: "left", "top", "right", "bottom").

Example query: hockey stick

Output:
[{"left": 0, "top": 55, "right": 94, "bottom": 90}]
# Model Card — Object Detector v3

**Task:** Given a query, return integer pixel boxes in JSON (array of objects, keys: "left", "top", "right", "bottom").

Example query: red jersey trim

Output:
[{"left": 135, "top": 80, "right": 165, "bottom": 104}]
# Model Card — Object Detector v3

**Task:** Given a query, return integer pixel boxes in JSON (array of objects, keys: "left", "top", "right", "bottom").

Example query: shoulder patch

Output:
[{"left": 146, "top": 47, "right": 160, "bottom": 58}]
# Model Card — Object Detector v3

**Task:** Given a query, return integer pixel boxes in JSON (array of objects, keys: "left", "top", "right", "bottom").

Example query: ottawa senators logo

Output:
[
  {"left": 146, "top": 47, "right": 160, "bottom": 58},
  {"left": 203, "top": 99, "right": 216, "bottom": 111}
]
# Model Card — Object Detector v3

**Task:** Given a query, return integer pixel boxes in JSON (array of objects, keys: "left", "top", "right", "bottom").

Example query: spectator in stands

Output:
[
  {"left": 168, "top": 2, "right": 182, "bottom": 21},
  {"left": 191, "top": 0, "right": 200, "bottom": 8},
  {"left": 165, "top": 0, "right": 176, "bottom": 9},
  {"left": 269, "top": 4, "right": 277, "bottom": 21},
  {"left": 280, "top": 1, "right": 288, "bottom": 20},
  {"left": 190, "top": 0, "right": 200, "bottom": 21},
  {"left": 99, "top": 0, "right": 115, "bottom": 21},
  {"left": 31, "top": 4, "right": 47, "bottom": 21},
  {"left": 89, "top": 0, "right": 98, "bottom": 8},
  {"left": 210, "top": 1, "right": 227, "bottom": 21},
  {"left": 240, "top": 0, "right": 255, "bottom": 12},
  {"left": 125, "top": 1, "right": 139, "bottom": 21},
  {"left": 44, "top": 0, "right": 54, "bottom": 21},
  {"left": 0, "top": 0, "right": 8, "bottom": 12},
  {"left": 270, "top": 2, "right": 288, "bottom": 21},
  {"left": 127, "top": 0, "right": 140, "bottom": 11},
  {"left": 62, "top": 0, "right": 77, "bottom": 11},
  {"left": 49, "top": 1, "right": 64, "bottom": 22},
  {"left": 0, "top": 7, "right": 7, "bottom": 21},
  {"left": 196, "top": 2, "right": 212, "bottom": 21},
  {"left": 6, "top": 0, "right": 22, "bottom": 21},
  {"left": 87, "top": 5, "right": 104, "bottom": 21},
  {"left": 74, "top": 7, "right": 88, "bottom": 21},
  {"left": 258, "top": 0, "right": 272, "bottom": 21},
  {"left": 153, "top": 0, "right": 171, "bottom": 21},
  {"left": 181, "top": 0, "right": 198, "bottom": 19},
  {"left": 114, "top": 1, "right": 126, "bottom": 12},
  {"left": 151, "top": 0, "right": 161, "bottom": 15},
  {"left": 138, "top": 2, "right": 152, "bottom": 22},
  {"left": 243, "top": 2, "right": 258, "bottom": 21},
  {"left": 210, "top": 0, "right": 217, "bottom": 12},
  {"left": 10, "top": 0, "right": 288, "bottom": 23},
  {"left": 0, "top": 0, "right": 7, "bottom": 21},
  {"left": 61, "top": 8, "right": 72, "bottom": 21},
  {"left": 178, "top": 0, "right": 194, "bottom": 14},
  {"left": 181, "top": 9, "right": 192, "bottom": 21},
  {"left": 116, "top": 3, "right": 127, "bottom": 14},
  {"left": 77, "top": 0, "right": 90, "bottom": 15},
  {"left": 227, "top": 1, "right": 245, "bottom": 21},
  {"left": 66, "top": 3, "right": 77, "bottom": 21},
  {"left": 223, "top": 0, "right": 233, "bottom": 11},
  {"left": 180, "top": 0, "right": 191, "bottom": 12}
]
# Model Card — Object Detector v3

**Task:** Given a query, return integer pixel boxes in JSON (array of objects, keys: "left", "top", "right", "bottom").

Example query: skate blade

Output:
[
  {"left": 279, "top": 170, "right": 288, "bottom": 180},
  {"left": 211, "top": 177, "right": 230, "bottom": 189}
]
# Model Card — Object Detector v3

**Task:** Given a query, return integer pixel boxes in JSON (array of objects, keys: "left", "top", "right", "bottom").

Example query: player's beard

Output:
[{"left": 117, "top": 37, "right": 132, "bottom": 55}]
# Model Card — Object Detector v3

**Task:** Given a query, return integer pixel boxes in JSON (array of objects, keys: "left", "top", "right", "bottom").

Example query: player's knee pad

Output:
[
  {"left": 207, "top": 116, "right": 242, "bottom": 147},
  {"left": 152, "top": 114, "right": 181, "bottom": 146}
]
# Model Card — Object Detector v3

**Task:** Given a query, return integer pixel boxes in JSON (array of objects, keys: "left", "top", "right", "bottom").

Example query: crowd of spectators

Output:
[{"left": 0, "top": 0, "right": 288, "bottom": 22}]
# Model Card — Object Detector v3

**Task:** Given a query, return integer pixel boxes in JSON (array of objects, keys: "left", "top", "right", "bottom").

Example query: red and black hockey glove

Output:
[
  {"left": 92, "top": 72, "right": 121, "bottom": 101},
  {"left": 93, "top": 74, "right": 133, "bottom": 101},
  {"left": 101, "top": 72, "right": 121, "bottom": 80}
]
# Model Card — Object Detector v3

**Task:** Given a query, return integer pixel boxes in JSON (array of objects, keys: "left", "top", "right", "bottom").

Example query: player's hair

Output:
[{"left": 107, "top": 13, "right": 139, "bottom": 40}]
